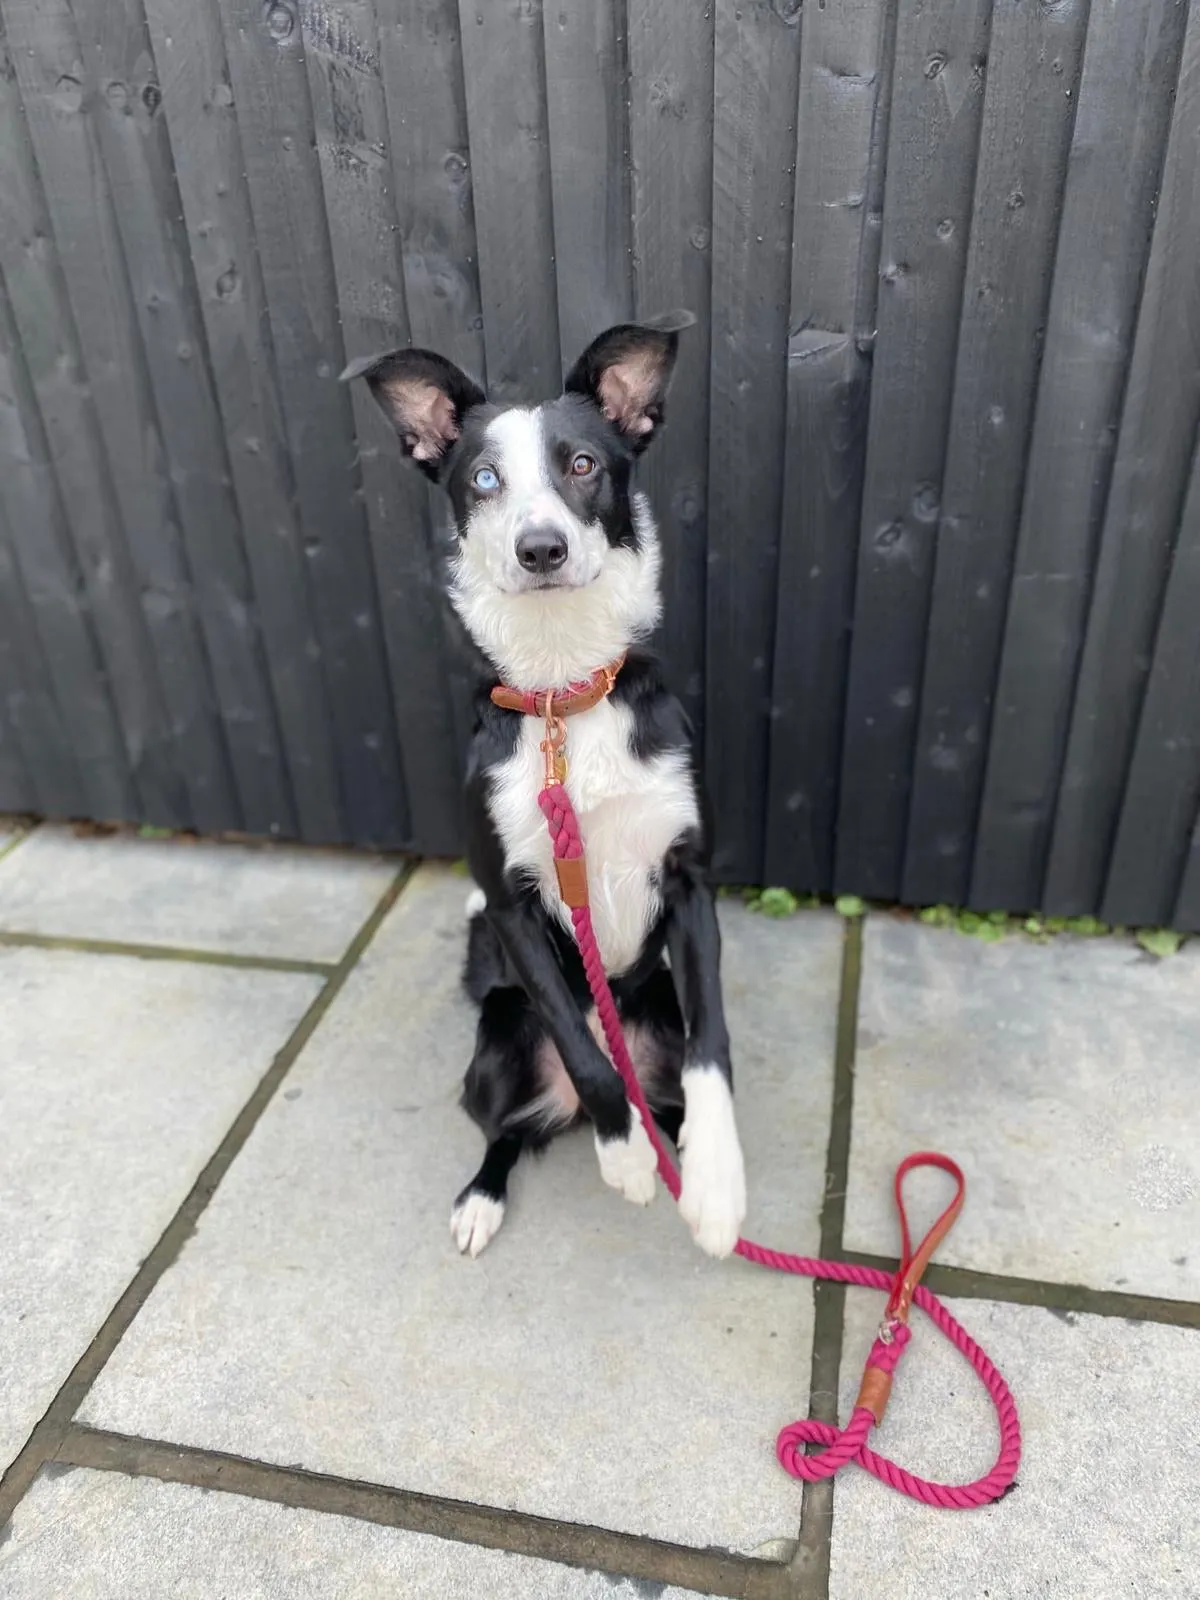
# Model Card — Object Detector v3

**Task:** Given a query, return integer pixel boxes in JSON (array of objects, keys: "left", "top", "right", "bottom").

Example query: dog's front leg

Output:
[
  {"left": 487, "top": 901, "right": 658, "bottom": 1204},
  {"left": 663, "top": 853, "right": 747, "bottom": 1257}
]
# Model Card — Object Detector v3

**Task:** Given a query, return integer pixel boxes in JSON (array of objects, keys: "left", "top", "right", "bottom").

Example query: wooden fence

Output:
[{"left": 1, "top": 0, "right": 1198, "bottom": 929}]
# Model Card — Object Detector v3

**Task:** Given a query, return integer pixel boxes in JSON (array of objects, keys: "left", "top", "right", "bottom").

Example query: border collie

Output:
[{"left": 345, "top": 313, "right": 746, "bottom": 1260}]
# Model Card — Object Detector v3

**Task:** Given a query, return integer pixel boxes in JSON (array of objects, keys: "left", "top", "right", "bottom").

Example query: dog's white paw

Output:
[
  {"left": 450, "top": 1190, "right": 505, "bottom": 1257},
  {"left": 678, "top": 1068, "right": 746, "bottom": 1258},
  {"left": 464, "top": 886, "right": 487, "bottom": 918},
  {"left": 595, "top": 1109, "right": 658, "bottom": 1205}
]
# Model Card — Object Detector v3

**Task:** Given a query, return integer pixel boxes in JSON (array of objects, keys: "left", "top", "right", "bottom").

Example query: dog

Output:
[{"left": 344, "top": 312, "right": 746, "bottom": 1261}]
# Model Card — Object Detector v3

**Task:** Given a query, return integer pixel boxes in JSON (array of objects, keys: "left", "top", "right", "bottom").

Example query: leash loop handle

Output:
[
  {"left": 852, "top": 1152, "right": 965, "bottom": 1428},
  {"left": 887, "top": 1151, "right": 965, "bottom": 1324}
]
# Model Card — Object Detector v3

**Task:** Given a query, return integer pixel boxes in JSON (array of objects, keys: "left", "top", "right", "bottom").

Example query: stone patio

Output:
[{"left": 1, "top": 820, "right": 1197, "bottom": 1598}]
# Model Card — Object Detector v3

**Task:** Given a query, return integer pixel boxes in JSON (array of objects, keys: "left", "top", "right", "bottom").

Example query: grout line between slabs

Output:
[
  {"left": 0, "top": 927, "right": 338, "bottom": 977},
  {"left": 790, "top": 915, "right": 863, "bottom": 1600},
  {"left": 0, "top": 819, "right": 38, "bottom": 867},
  {"left": 0, "top": 861, "right": 416, "bottom": 1530},
  {"left": 839, "top": 1252, "right": 1200, "bottom": 1330},
  {"left": 49, "top": 1427, "right": 793, "bottom": 1600}
]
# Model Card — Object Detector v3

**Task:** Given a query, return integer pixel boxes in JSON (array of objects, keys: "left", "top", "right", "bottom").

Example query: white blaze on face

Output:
[
  {"left": 457, "top": 408, "right": 606, "bottom": 596},
  {"left": 447, "top": 408, "right": 663, "bottom": 690},
  {"left": 486, "top": 409, "right": 562, "bottom": 524}
]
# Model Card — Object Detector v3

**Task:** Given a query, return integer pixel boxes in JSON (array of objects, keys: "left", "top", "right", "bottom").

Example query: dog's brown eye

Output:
[{"left": 570, "top": 453, "right": 596, "bottom": 478}]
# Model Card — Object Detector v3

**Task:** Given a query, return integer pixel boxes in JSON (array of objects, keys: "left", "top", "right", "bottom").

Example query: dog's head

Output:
[{"left": 343, "top": 313, "right": 692, "bottom": 689}]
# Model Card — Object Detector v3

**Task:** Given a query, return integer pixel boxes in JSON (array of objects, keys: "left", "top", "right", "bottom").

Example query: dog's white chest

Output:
[{"left": 489, "top": 702, "right": 699, "bottom": 973}]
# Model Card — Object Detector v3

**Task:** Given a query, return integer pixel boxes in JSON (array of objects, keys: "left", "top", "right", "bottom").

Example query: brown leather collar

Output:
[{"left": 490, "top": 654, "right": 626, "bottom": 719}]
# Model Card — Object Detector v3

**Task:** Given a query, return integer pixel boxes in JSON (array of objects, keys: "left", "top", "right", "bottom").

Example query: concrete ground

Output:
[{"left": 0, "top": 817, "right": 1196, "bottom": 1600}]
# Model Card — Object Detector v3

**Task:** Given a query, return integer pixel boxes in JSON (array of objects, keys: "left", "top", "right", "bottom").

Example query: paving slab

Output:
[
  {"left": 845, "top": 918, "right": 1200, "bottom": 1298},
  {"left": 828, "top": 1290, "right": 1199, "bottom": 1599},
  {"left": 84, "top": 867, "right": 841, "bottom": 1554},
  {"left": 0, "top": 825, "right": 395, "bottom": 962},
  {"left": 0, "top": 946, "right": 320, "bottom": 1473},
  {"left": 0, "top": 1469, "right": 710, "bottom": 1598},
  {"left": 0, "top": 817, "right": 24, "bottom": 851}
]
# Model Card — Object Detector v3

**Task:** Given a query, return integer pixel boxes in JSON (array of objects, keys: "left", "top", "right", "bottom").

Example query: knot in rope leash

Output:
[{"left": 535, "top": 756, "right": 1022, "bottom": 1509}]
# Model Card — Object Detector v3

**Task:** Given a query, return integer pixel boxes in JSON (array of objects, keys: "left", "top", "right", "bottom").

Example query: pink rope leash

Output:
[{"left": 539, "top": 781, "right": 1022, "bottom": 1509}]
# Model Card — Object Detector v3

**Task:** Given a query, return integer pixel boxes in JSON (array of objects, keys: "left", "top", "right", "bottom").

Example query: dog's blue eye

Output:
[
  {"left": 473, "top": 466, "right": 500, "bottom": 493},
  {"left": 570, "top": 453, "right": 596, "bottom": 478}
]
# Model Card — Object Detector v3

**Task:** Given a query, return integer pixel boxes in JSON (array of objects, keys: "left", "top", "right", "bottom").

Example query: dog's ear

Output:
[
  {"left": 564, "top": 311, "right": 694, "bottom": 453},
  {"left": 341, "top": 347, "right": 486, "bottom": 480}
]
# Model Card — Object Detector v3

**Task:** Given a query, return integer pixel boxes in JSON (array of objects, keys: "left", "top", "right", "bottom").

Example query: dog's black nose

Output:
[{"left": 515, "top": 526, "right": 569, "bottom": 575}]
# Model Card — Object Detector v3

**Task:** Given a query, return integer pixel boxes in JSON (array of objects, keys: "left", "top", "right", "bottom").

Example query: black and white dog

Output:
[{"left": 346, "top": 313, "right": 746, "bottom": 1260}]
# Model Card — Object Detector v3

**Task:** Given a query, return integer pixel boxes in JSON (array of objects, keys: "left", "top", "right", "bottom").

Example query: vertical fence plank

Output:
[
  {"left": 0, "top": 68, "right": 91, "bottom": 821},
  {"left": 835, "top": 0, "right": 993, "bottom": 902},
  {"left": 901, "top": 0, "right": 1089, "bottom": 909},
  {"left": 787, "top": 0, "right": 892, "bottom": 342},
  {"left": 703, "top": 0, "right": 802, "bottom": 883},
  {"left": 143, "top": 0, "right": 342, "bottom": 844},
  {"left": 763, "top": 0, "right": 890, "bottom": 894},
  {"left": 74, "top": 0, "right": 298, "bottom": 839},
  {"left": 0, "top": 757, "right": 30, "bottom": 822},
  {"left": 543, "top": 0, "right": 633, "bottom": 364},
  {"left": 0, "top": 700, "right": 33, "bottom": 820},
  {"left": 0, "top": 566, "right": 33, "bottom": 814},
  {"left": 972, "top": 0, "right": 1189, "bottom": 915},
  {"left": 376, "top": 0, "right": 486, "bottom": 784},
  {"left": 457, "top": 0, "right": 559, "bottom": 403},
  {"left": 0, "top": 284, "right": 133, "bottom": 824},
  {"left": 1044, "top": 9, "right": 1200, "bottom": 916},
  {"left": 766, "top": 336, "right": 871, "bottom": 893},
  {"left": 377, "top": 0, "right": 485, "bottom": 373},
  {"left": 0, "top": 302, "right": 116, "bottom": 822},
  {"left": 851, "top": 0, "right": 898, "bottom": 344},
  {"left": 2, "top": 0, "right": 216, "bottom": 827},
  {"left": 304, "top": 0, "right": 464, "bottom": 854},
  {"left": 0, "top": 492, "right": 91, "bottom": 819},
  {"left": 0, "top": 509, "right": 46, "bottom": 813},
  {"left": 627, "top": 0, "right": 713, "bottom": 739},
  {"left": 1102, "top": 442, "right": 1200, "bottom": 930},
  {"left": 0, "top": 10, "right": 179, "bottom": 824},
  {"left": 1174, "top": 812, "right": 1200, "bottom": 934},
  {"left": 0, "top": 747, "right": 29, "bottom": 818},
  {"left": 0, "top": 735, "right": 31, "bottom": 817},
  {"left": 216, "top": 0, "right": 406, "bottom": 848}
]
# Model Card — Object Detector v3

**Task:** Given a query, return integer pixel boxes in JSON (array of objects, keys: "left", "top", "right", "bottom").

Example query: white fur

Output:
[
  {"left": 488, "top": 696, "right": 699, "bottom": 974},
  {"left": 678, "top": 1066, "right": 746, "bottom": 1258},
  {"left": 464, "top": 886, "right": 487, "bottom": 918},
  {"left": 450, "top": 1191, "right": 506, "bottom": 1257},
  {"left": 595, "top": 1106, "right": 658, "bottom": 1205},
  {"left": 450, "top": 411, "right": 662, "bottom": 688}
]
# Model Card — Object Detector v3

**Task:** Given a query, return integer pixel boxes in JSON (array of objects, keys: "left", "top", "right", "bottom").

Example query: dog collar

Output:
[
  {"left": 489, "top": 655, "right": 626, "bottom": 720},
  {"left": 491, "top": 655, "right": 626, "bottom": 789}
]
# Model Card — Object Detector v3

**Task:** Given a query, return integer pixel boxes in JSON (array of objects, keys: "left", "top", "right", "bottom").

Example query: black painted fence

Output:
[{"left": 1, "top": 0, "right": 1198, "bottom": 930}]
